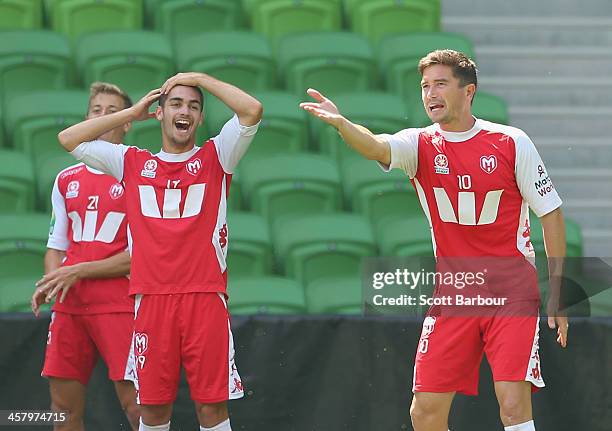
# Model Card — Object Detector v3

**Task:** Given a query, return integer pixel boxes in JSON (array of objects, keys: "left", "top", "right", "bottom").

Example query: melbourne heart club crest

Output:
[{"left": 480, "top": 155, "right": 498, "bottom": 174}]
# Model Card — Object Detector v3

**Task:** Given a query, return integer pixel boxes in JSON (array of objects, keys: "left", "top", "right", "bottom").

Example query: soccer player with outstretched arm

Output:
[
  {"left": 57, "top": 72, "right": 262, "bottom": 431},
  {"left": 301, "top": 50, "right": 568, "bottom": 431}
]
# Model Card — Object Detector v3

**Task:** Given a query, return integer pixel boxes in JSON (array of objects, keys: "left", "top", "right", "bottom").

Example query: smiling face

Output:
[
  {"left": 87, "top": 92, "right": 131, "bottom": 144},
  {"left": 156, "top": 85, "right": 203, "bottom": 152},
  {"left": 421, "top": 64, "right": 475, "bottom": 130}
]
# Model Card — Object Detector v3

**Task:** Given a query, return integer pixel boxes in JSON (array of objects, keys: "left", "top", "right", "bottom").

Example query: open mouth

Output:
[
  {"left": 174, "top": 119, "right": 191, "bottom": 132},
  {"left": 429, "top": 103, "right": 445, "bottom": 113}
]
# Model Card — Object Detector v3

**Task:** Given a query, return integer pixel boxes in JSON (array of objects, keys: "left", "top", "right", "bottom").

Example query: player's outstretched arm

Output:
[
  {"left": 160, "top": 72, "right": 263, "bottom": 126},
  {"left": 32, "top": 250, "right": 131, "bottom": 312},
  {"left": 540, "top": 207, "right": 568, "bottom": 348},
  {"left": 300, "top": 88, "right": 391, "bottom": 165},
  {"left": 58, "top": 89, "right": 161, "bottom": 152}
]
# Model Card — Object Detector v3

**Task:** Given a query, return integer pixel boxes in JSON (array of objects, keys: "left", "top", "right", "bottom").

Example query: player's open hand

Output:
[
  {"left": 160, "top": 72, "right": 204, "bottom": 95},
  {"left": 34, "top": 265, "right": 82, "bottom": 311},
  {"left": 300, "top": 88, "right": 344, "bottom": 129},
  {"left": 547, "top": 298, "right": 569, "bottom": 348},
  {"left": 131, "top": 88, "right": 162, "bottom": 121},
  {"left": 31, "top": 284, "right": 49, "bottom": 317}
]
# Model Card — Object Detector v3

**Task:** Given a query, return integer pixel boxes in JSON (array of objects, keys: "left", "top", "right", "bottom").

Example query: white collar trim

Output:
[
  {"left": 434, "top": 118, "right": 482, "bottom": 142},
  {"left": 156, "top": 146, "right": 200, "bottom": 162}
]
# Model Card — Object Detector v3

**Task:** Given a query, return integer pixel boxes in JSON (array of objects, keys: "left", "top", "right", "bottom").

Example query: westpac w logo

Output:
[
  {"left": 433, "top": 188, "right": 503, "bottom": 226},
  {"left": 68, "top": 211, "right": 125, "bottom": 243},
  {"left": 138, "top": 184, "right": 206, "bottom": 219}
]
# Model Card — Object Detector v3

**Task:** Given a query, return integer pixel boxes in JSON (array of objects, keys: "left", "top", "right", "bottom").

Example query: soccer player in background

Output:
[
  {"left": 31, "top": 82, "right": 139, "bottom": 430},
  {"left": 300, "top": 50, "right": 568, "bottom": 431},
  {"left": 56, "top": 72, "right": 262, "bottom": 431}
]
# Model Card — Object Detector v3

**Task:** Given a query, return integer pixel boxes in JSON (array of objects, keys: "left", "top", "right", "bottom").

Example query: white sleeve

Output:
[
  {"left": 47, "top": 175, "right": 70, "bottom": 251},
  {"left": 515, "top": 134, "right": 562, "bottom": 217},
  {"left": 212, "top": 114, "right": 260, "bottom": 174},
  {"left": 70, "top": 140, "right": 128, "bottom": 181},
  {"left": 375, "top": 128, "right": 420, "bottom": 178}
]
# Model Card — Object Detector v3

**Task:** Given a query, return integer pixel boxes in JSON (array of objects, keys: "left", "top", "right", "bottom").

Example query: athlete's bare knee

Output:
[
  {"left": 49, "top": 379, "right": 85, "bottom": 430},
  {"left": 114, "top": 381, "right": 140, "bottom": 430},
  {"left": 410, "top": 394, "right": 451, "bottom": 431},
  {"left": 495, "top": 382, "right": 532, "bottom": 425},
  {"left": 499, "top": 395, "right": 530, "bottom": 425},
  {"left": 195, "top": 401, "right": 228, "bottom": 428},
  {"left": 140, "top": 404, "right": 172, "bottom": 426}
]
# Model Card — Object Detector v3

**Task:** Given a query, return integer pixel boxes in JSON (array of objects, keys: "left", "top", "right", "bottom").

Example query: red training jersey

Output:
[
  {"left": 379, "top": 118, "right": 562, "bottom": 258},
  {"left": 47, "top": 164, "right": 132, "bottom": 314},
  {"left": 71, "top": 115, "right": 259, "bottom": 296}
]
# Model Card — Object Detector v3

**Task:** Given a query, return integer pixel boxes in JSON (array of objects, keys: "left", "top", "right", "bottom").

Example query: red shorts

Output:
[
  {"left": 132, "top": 292, "right": 243, "bottom": 405},
  {"left": 42, "top": 311, "right": 135, "bottom": 386},
  {"left": 413, "top": 307, "right": 544, "bottom": 396}
]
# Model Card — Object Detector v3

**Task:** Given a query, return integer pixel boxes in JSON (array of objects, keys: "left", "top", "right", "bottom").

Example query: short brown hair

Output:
[
  {"left": 88, "top": 82, "right": 133, "bottom": 111},
  {"left": 159, "top": 85, "right": 204, "bottom": 112},
  {"left": 418, "top": 49, "right": 478, "bottom": 88}
]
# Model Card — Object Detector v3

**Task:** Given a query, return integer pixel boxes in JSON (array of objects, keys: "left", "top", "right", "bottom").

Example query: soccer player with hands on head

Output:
[{"left": 58, "top": 72, "right": 262, "bottom": 431}]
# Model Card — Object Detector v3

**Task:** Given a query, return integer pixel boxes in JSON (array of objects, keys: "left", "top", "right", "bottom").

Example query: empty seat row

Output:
[
  {"left": 1, "top": 0, "right": 440, "bottom": 45},
  {"left": 0, "top": 29, "right": 475, "bottom": 103}
]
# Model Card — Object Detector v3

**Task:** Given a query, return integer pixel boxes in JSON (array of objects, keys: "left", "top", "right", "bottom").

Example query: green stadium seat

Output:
[
  {"left": 51, "top": 0, "right": 143, "bottom": 41},
  {"left": 0, "top": 275, "right": 40, "bottom": 312},
  {"left": 375, "top": 215, "right": 434, "bottom": 257},
  {"left": 5, "top": 90, "right": 89, "bottom": 169},
  {"left": 226, "top": 212, "right": 273, "bottom": 278},
  {"left": 250, "top": 0, "right": 342, "bottom": 49},
  {"left": 305, "top": 276, "right": 362, "bottom": 314},
  {"left": 472, "top": 92, "right": 510, "bottom": 125},
  {"left": 249, "top": 91, "right": 310, "bottom": 157},
  {"left": 147, "top": 0, "right": 242, "bottom": 39},
  {"left": 278, "top": 32, "right": 375, "bottom": 96},
  {"left": 75, "top": 31, "right": 174, "bottom": 98},
  {"left": 124, "top": 120, "right": 162, "bottom": 154},
  {"left": 0, "top": 104, "right": 5, "bottom": 148},
  {"left": 313, "top": 92, "right": 409, "bottom": 160},
  {"left": 227, "top": 276, "right": 306, "bottom": 314},
  {"left": 378, "top": 32, "right": 476, "bottom": 99},
  {"left": 341, "top": 157, "right": 421, "bottom": 224},
  {"left": 176, "top": 31, "right": 275, "bottom": 92},
  {"left": 410, "top": 90, "right": 509, "bottom": 127},
  {"left": 274, "top": 213, "right": 377, "bottom": 285},
  {"left": 0, "top": 213, "right": 49, "bottom": 279},
  {"left": 0, "top": 150, "right": 35, "bottom": 213},
  {"left": 0, "top": 0, "right": 43, "bottom": 30},
  {"left": 239, "top": 153, "right": 342, "bottom": 222},
  {"left": 36, "top": 152, "right": 79, "bottom": 212},
  {"left": 204, "top": 91, "right": 309, "bottom": 160},
  {"left": 0, "top": 30, "right": 73, "bottom": 108},
  {"left": 228, "top": 170, "right": 242, "bottom": 211},
  {"left": 347, "top": 0, "right": 440, "bottom": 45},
  {"left": 202, "top": 95, "right": 233, "bottom": 139}
]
